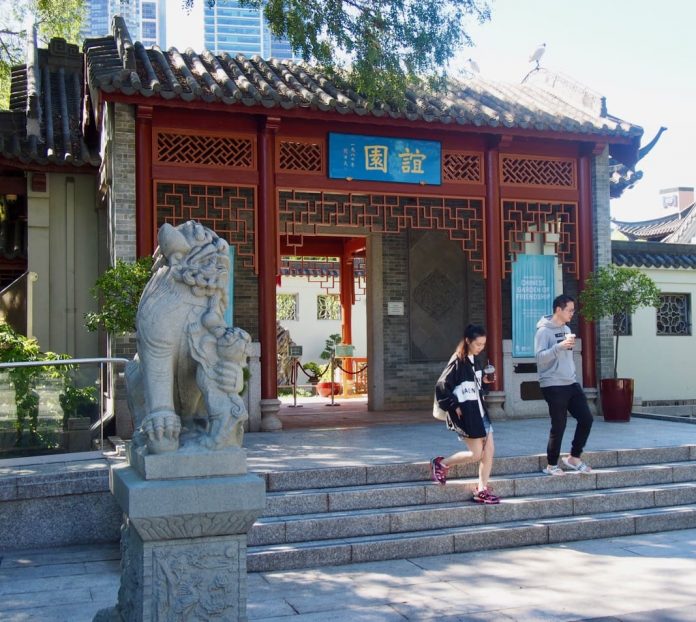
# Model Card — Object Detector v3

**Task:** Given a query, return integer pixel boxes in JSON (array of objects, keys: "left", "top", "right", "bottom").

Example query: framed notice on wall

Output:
[{"left": 512, "top": 255, "right": 555, "bottom": 358}]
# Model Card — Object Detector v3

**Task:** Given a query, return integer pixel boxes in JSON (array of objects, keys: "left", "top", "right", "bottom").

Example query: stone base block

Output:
[{"left": 127, "top": 444, "right": 247, "bottom": 480}]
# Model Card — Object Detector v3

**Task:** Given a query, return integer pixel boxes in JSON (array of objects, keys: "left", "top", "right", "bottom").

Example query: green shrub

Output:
[{"left": 84, "top": 257, "right": 153, "bottom": 334}]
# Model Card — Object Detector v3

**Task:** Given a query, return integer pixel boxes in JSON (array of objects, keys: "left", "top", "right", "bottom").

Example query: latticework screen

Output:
[
  {"left": 501, "top": 155, "right": 576, "bottom": 188},
  {"left": 156, "top": 182, "right": 257, "bottom": 271},
  {"left": 155, "top": 131, "right": 254, "bottom": 169}
]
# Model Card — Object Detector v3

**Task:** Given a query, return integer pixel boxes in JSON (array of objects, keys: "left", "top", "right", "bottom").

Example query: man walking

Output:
[{"left": 535, "top": 294, "right": 593, "bottom": 475}]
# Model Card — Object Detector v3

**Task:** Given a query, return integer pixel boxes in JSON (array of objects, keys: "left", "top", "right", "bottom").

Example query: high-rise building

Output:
[
  {"left": 203, "top": 0, "right": 296, "bottom": 59},
  {"left": 81, "top": 0, "right": 295, "bottom": 59},
  {"left": 82, "top": 0, "right": 141, "bottom": 41}
]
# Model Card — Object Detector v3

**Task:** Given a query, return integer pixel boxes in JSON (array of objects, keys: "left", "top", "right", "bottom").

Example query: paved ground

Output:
[
  {"left": 2, "top": 410, "right": 696, "bottom": 621},
  {"left": 2, "top": 529, "right": 695, "bottom": 621}
]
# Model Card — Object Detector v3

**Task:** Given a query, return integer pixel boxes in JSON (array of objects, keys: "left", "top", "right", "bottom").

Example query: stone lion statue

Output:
[{"left": 126, "top": 221, "right": 251, "bottom": 454}]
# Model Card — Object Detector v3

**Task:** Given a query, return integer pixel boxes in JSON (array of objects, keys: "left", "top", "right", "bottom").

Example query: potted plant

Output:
[
  {"left": 316, "top": 334, "right": 343, "bottom": 397},
  {"left": 579, "top": 264, "right": 661, "bottom": 421},
  {"left": 301, "top": 362, "right": 323, "bottom": 386}
]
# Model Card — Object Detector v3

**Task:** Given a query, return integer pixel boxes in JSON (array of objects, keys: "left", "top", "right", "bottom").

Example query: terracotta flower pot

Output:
[
  {"left": 316, "top": 381, "right": 341, "bottom": 397},
  {"left": 600, "top": 378, "right": 634, "bottom": 422}
]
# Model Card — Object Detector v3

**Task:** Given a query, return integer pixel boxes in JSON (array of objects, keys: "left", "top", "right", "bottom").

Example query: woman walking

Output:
[{"left": 430, "top": 324, "right": 499, "bottom": 504}]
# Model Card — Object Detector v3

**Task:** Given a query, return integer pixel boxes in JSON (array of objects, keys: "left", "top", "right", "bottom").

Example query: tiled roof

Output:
[
  {"left": 612, "top": 240, "right": 696, "bottom": 269},
  {"left": 612, "top": 204, "right": 696, "bottom": 241},
  {"left": 83, "top": 17, "right": 642, "bottom": 142},
  {"left": 0, "top": 37, "right": 99, "bottom": 168}
]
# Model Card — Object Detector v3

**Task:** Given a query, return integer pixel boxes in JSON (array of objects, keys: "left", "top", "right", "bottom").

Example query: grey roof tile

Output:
[
  {"left": 612, "top": 240, "right": 696, "bottom": 270},
  {"left": 0, "top": 37, "right": 99, "bottom": 168},
  {"left": 84, "top": 17, "right": 642, "bottom": 142}
]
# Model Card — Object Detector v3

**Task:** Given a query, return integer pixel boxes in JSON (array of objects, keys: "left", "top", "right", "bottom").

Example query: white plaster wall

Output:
[
  {"left": 277, "top": 276, "right": 367, "bottom": 364},
  {"left": 616, "top": 267, "right": 696, "bottom": 402}
]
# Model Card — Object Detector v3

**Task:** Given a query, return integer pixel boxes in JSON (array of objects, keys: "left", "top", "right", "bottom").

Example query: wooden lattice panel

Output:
[
  {"left": 502, "top": 200, "right": 578, "bottom": 276},
  {"left": 279, "top": 191, "right": 485, "bottom": 273},
  {"left": 501, "top": 155, "right": 576, "bottom": 188},
  {"left": 156, "top": 183, "right": 257, "bottom": 272},
  {"left": 156, "top": 131, "right": 254, "bottom": 169},
  {"left": 442, "top": 152, "right": 482, "bottom": 183},
  {"left": 278, "top": 140, "right": 323, "bottom": 172}
]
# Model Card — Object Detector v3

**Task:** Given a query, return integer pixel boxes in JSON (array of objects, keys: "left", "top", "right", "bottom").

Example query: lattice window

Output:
[
  {"left": 501, "top": 155, "right": 576, "bottom": 188},
  {"left": 502, "top": 201, "right": 578, "bottom": 276},
  {"left": 614, "top": 311, "right": 632, "bottom": 336},
  {"left": 276, "top": 293, "right": 298, "bottom": 320},
  {"left": 156, "top": 183, "right": 257, "bottom": 271},
  {"left": 442, "top": 152, "right": 482, "bottom": 182},
  {"left": 156, "top": 132, "right": 254, "bottom": 168},
  {"left": 317, "top": 294, "right": 341, "bottom": 320},
  {"left": 278, "top": 140, "right": 323, "bottom": 172},
  {"left": 279, "top": 191, "right": 485, "bottom": 273},
  {"left": 657, "top": 293, "right": 691, "bottom": 336}
]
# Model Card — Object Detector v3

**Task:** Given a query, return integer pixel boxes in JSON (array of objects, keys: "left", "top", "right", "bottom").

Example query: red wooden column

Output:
[
  {"left": 483, "top": 141, "right": 505, "bottom": 417},
  {"left": 257, "top": 116, "right": 282, "bottom": 431},
  {"left": 340, "top": 250, "right": 354, "bottom": 346},
  {"left": 578, "top": 151, "right": 598, "bottom": 389},
  {"left": 135, "top": 105, "right": 154, "bottom": 258}
]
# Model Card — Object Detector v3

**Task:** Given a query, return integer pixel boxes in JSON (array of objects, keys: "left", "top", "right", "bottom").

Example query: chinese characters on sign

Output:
[
  {"left": 329, "top": 133, "right": 441, "bottom": 185},
  {"left": 512, "top": 255, "right": 556, "bottom": 357}
]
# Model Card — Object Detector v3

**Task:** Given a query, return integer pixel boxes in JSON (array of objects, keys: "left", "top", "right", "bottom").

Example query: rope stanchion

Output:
[
  {"left": 287, "top": 358, "right": 302, "bottom": 408},
  {"left": 325, "top": 353, "right": 340, "bottom": 407}
]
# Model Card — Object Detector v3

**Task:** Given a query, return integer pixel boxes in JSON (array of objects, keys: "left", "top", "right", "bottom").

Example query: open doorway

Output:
[{"left": 276, "top": 235, "right": 368, "bottom": 415}]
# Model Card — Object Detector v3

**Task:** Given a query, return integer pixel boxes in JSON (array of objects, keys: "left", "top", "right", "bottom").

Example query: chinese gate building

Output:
[{"left": 80, "top": 17, "right": 646, "bottom": 430}]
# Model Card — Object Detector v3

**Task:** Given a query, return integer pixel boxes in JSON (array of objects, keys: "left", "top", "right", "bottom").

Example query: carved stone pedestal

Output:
[
  {"left": 94, "top": 448, "right": 265, "bottom": 622},
  {"left": 485, "top": 390, "right": 506, "bottom": 419},
  {"left": 260, "top": 398, "right": 282, "bottom": 431},
  {"left": 584, "top": 386, "right": 599, "bottom": 417}
]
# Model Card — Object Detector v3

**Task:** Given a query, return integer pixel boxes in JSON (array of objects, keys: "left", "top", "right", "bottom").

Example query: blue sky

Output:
[
  {"left": 166, "top": 0, "right": 695, "bottom": 223},
  {"left": 459, "top": 0, "right": 696, "bottom": 222}
]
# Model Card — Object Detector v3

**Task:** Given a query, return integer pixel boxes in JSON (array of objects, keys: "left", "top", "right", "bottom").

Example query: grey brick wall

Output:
[
  {"left": 111, "top": 103, "right": 137, "bottom": 264},
  {"left": 381, "top": 233, "right": 486, "bottom": 410},
  {"left": 592, "top": 147, "right": 614, "bottom": 380},
  {"left": 233, "top": 262, "right": 259, "bottom": 341}
]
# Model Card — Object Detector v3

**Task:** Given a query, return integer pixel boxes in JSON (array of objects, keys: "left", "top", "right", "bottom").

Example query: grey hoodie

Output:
[{"left": 534, "top": 315, "right": 576, "bottom": 388}]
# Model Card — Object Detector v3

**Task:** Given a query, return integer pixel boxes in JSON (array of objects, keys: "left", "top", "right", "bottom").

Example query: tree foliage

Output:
[
  {"left": 579, "top": 264, "right": 661, "bottom": 379},
  {"left": 188, "top": 0, "right": 491, "bottom": 104},
  {"left": 0, "top": 0, "right": 84, "bottom": 108}
]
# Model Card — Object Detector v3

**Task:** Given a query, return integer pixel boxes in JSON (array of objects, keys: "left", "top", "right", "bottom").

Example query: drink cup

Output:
[
  {"left": 568, "top": 333, "right": 576, "bottom": 348},
  {"left": 484, "top": 363, "right": 496, "bottom": 382}
]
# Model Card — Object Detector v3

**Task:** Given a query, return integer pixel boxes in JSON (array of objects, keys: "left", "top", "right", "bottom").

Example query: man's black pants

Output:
[{"left": 541, "top": 382, "right": 593, "bottom": 466}]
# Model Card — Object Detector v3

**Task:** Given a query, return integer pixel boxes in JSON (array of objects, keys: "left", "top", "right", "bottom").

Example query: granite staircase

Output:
[{"left": 247, "top": 445, "right": 696, "bottom": 572}]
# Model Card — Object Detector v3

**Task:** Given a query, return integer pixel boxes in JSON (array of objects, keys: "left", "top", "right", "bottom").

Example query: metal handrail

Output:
[{"left": 0, "top": 357, "right": 130, "bottom": 454}]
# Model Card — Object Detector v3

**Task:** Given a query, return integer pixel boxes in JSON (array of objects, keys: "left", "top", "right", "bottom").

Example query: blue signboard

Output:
[
  {"left": 512, "top": 255, "right": 555, "bottom": 358},
  {"left": 328, "top": 133, "right": 441, "bottom": 185}
]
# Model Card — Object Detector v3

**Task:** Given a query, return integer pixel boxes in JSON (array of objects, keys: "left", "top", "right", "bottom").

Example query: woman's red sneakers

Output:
[
  {"left": 430, "top": 457, "right": 449, "bottom": 485},
  {"left": 472, "top": 487, "right": 500, "bottom": 504}
]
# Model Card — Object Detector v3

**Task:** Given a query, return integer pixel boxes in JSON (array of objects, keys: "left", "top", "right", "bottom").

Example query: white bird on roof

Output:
[
  {"left": 529, "top": 43, "right": 546, "bottom": 69},
  {"left": 466, "top": 57, "right": 480, "bottom": 74}
]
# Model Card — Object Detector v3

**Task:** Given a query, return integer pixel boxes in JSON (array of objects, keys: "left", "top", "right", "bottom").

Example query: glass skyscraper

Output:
[
  {"left": 204, "top": 0, "right": 296, "bottom": 59},
  {"left": 81, "top": 0, "right": 166, "bottom": 47}
]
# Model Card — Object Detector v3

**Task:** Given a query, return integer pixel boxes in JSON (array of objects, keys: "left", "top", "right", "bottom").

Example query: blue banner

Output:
[
  {"left": 512, "top": 255, "right": 555, "bottom": 358},
  {"left": 328, "top": 133, "right": 441, "bottom": 185}
]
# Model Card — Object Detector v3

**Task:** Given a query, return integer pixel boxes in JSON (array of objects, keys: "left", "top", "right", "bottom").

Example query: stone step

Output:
[
  {"left": 247, "top": 503, "right": 696, "bottom": 572},
  {"left": 259, "top": 445, "right": 696, "bottom": 492},
  {"left": 262, "top": 460, "right": 696, "bottom": 517},
  {"left": 251, "top": 482, "right": 696, "bottom": 546}
]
